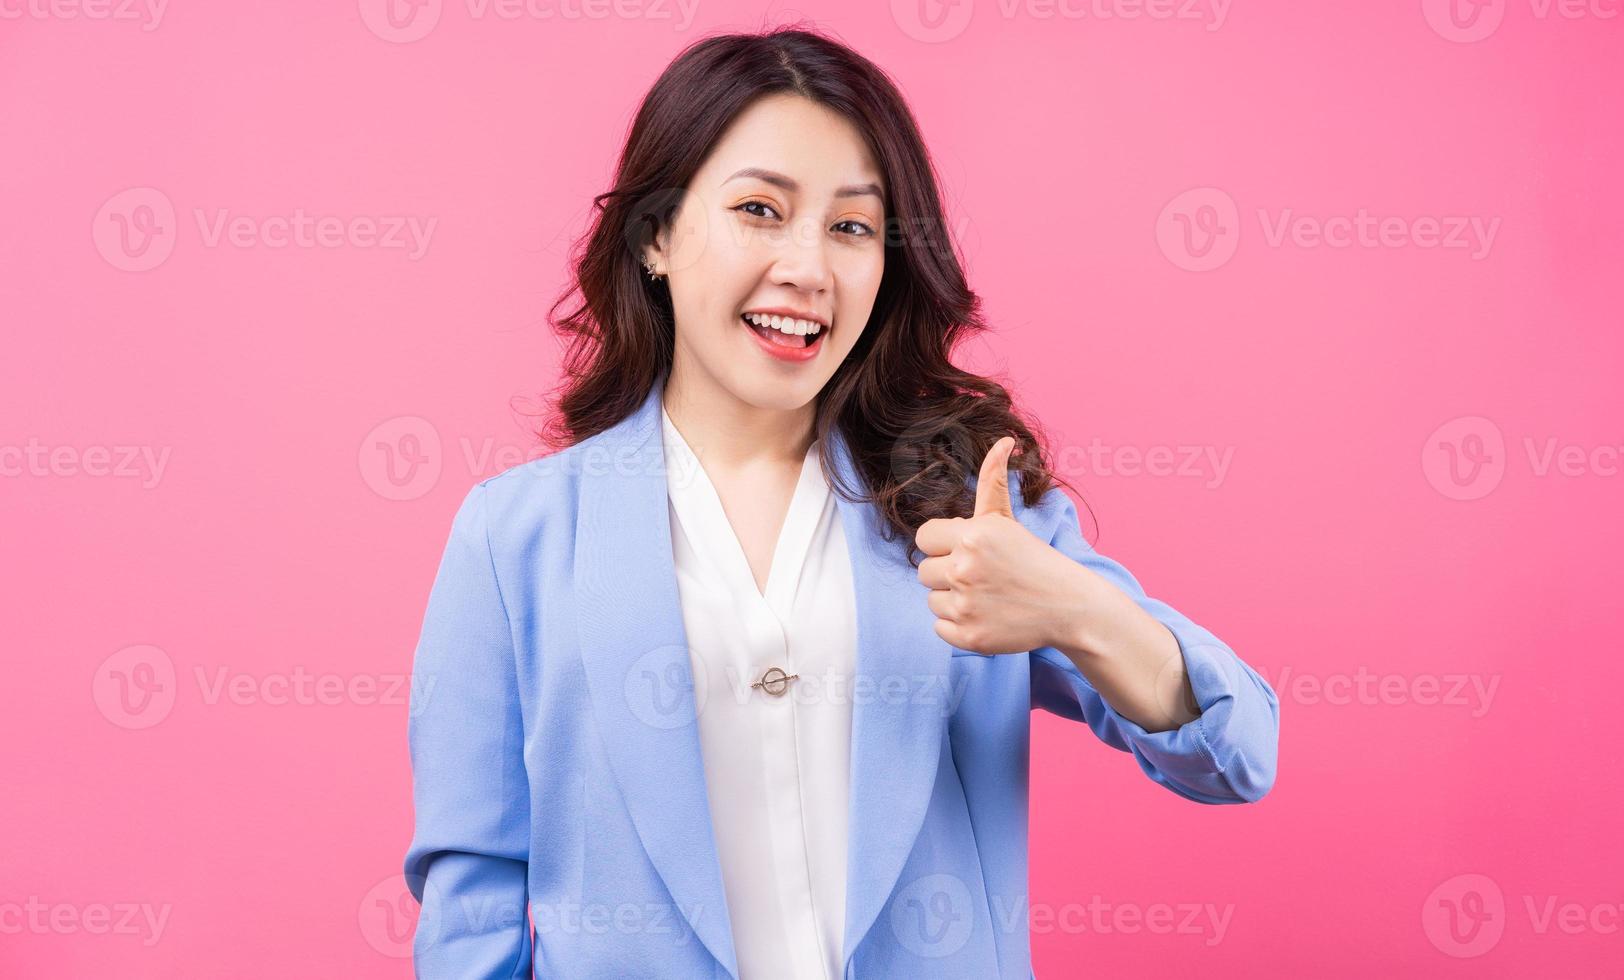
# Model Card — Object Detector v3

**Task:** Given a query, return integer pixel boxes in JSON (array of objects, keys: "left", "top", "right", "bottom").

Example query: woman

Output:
[{"left": 403, "top": 25, "right": 1279, "bottom": 980}]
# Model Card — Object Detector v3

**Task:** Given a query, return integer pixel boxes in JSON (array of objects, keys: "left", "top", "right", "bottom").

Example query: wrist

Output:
[{"left": 1049, "top": 562, "right": 1110, "bottom": 664}]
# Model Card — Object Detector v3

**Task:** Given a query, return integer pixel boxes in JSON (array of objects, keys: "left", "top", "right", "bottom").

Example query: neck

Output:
[{"left": 661, "top": 365, "right": 816, "bottom": 470}]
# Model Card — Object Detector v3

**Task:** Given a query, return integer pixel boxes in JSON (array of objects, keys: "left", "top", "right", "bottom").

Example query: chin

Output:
[{"left": 728, "top": 374, "right": 823, "bottom": 412}]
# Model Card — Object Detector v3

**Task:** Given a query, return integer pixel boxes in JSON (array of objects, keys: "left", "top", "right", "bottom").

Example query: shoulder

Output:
[
  {"left": 445, "top": 430, "right": 614, "bottom": 549},
  {"left": 1007, "top": 470, "right": 1082, "bottom": 545}
]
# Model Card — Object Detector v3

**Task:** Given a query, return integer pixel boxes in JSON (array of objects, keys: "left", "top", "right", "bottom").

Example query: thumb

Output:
[{"left": 973, "top": 436, "right": 1017, "bottom": 519}]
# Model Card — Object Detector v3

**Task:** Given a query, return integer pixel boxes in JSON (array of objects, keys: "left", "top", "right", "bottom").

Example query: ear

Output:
[{"left": 641, "top": 221, "right": 672, "bottom": 274}]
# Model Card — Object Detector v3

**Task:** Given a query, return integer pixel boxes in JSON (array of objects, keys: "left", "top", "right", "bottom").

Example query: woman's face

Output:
[{"left": 647, "top": 93, "right": 886, "bottom": 414}]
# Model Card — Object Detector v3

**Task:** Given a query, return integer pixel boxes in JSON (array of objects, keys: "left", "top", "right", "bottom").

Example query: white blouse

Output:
[{"left": 660, "top": 404, "right": 856, "bottom": 980}]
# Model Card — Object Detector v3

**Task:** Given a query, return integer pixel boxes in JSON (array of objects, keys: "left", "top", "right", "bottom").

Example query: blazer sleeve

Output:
[
  {"left": 403, "top": 482, "right": 534, "bottom": 977},
  {"left": 1025, "top": 485, "right": 1280, "bottom": 805}
]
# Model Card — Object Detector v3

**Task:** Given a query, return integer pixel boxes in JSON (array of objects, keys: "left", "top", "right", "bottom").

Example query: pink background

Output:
[{"left": 3, "top": 1, "right": 1620, "bottom": 976}]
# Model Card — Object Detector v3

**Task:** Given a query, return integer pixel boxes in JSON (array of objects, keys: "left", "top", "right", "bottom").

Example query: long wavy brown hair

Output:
[{"left": 533, "top": 23, "right": 1091, "bottom": 567}]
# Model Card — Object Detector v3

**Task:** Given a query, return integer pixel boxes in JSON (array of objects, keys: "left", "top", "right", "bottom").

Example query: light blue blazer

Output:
[{"left": 403, "top": 375, "right": 1280, "bottom": 979}]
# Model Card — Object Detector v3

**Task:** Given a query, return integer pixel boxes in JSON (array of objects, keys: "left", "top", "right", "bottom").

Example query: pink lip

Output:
[{"left": 741, "top": 315, "right": 825, "bottom": 363}]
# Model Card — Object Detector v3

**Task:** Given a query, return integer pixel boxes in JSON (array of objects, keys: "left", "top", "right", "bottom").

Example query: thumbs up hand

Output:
[{"left": 914, "top": 436, "right": 1097, "bottom": 656}]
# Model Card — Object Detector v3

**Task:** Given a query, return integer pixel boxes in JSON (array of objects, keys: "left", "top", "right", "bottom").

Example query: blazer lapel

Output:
[
  {"left": 574, "top": 378, "right": 740, "bottom": 979},
  {"left": 574, "top": 376, "right": 949, "bottom": 980},
  {"left": 826, "top": 423, "right": 951, "bottom": 974}
]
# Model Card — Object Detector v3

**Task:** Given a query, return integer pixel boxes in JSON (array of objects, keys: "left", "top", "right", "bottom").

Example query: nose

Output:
[{"left": 769, "top": 215, "right": 833, "bottom": 294}]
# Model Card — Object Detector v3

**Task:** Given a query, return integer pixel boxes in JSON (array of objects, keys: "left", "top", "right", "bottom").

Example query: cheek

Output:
[
  {"left": 834, "top": 251, "right": 884, "bottom": 341},
  {"left": 828, "top": 314, "right": 871, "bottom": 357},
  {"left": 664, "top": 285, "right": 730, "bottom": 353},
  {"left": 689, "top": 237, "right": 764, "bottom": 300},
  {"left": 842, "top": 246, "right": 884, "bottom": 294},
  {"left": 662, "top": 202, "right": 718, "bottom": 274}
]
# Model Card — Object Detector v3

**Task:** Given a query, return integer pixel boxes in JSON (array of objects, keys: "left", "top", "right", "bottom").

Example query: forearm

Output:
[{"left": 1048, "top": 565, "right": 1202, "bottom": 733}]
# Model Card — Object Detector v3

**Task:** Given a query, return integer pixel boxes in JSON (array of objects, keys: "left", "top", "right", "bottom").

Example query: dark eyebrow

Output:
[{"left": 723, "top": 167, "right": 886, "bottom": 207}]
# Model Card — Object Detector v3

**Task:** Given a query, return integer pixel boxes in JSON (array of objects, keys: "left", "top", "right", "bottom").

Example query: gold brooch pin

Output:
[{"left": 751, "top": 666, "right": 799, "bottom": 697}]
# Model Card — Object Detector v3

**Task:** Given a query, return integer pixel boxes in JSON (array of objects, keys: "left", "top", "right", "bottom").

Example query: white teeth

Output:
[{"left": 744, "top": 312, "right": 824, "bottom": 336}]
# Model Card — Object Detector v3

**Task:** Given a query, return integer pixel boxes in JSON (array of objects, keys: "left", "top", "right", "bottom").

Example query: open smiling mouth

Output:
[{"left": 741, "top": 312, "right": 827, "bottom": 351}]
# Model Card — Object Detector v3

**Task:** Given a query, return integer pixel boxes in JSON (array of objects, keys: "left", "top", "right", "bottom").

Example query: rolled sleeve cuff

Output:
[{"left": 1036, "top": 616, "right": 1280, "bottom": 805}]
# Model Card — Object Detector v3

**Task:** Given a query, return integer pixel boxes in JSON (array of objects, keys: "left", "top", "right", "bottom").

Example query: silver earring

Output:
[{"left": 643, "top": 259, "right": 664, "bottom": 281}]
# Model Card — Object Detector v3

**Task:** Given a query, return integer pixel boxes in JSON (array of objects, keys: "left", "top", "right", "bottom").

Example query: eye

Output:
[
  {"left": 835, "top": 218, "right": 876, "bottom": 238},
  {"left": 733, "top": 200, "right": 780, "bottom": 221}
]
